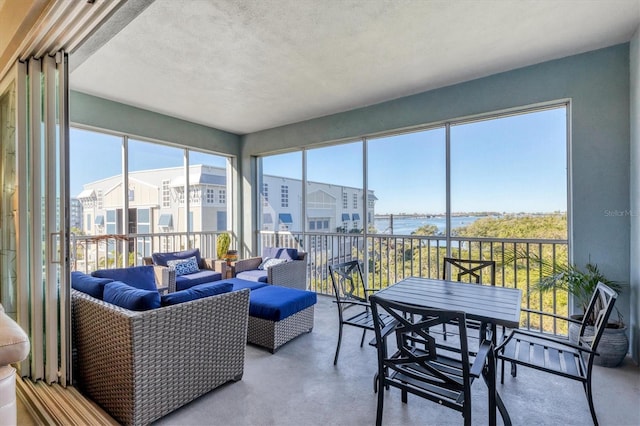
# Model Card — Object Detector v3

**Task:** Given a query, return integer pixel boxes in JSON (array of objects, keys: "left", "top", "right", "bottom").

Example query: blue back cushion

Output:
[
  {"left": 71, "top": 271, "right": 113, "bottom": 299},
  {"left": 103, "top": 281, "right": 161, "bottom": 311},
  {"left": 92, "top": 265, "right": 157, "bottom": 291},
  {"left": 249, "top": 286, "right": 317, "bottom": 321},
  {"left": 152, "top": 248, "right": 202, "bottom": 268},
  {"left": 262, "top": 247, "right": 298, "bottom": 261},
  {"left": 161, "top": 281, "right": 233, "bottom": 307}
]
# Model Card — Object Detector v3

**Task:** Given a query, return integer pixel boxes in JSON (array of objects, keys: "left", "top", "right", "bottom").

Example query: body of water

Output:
[{"left": 374, "top": 215, "right": 481, "bottom": 235}]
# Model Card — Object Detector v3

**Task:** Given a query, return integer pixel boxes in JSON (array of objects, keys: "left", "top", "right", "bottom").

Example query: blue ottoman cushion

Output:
[
  {"left": 175, "top": 270, "right": 223, "bottom": 291},
  {"left": 161, "top": 281, "right": 233, "bottom": 306},
  {"left": 249, "top": 286, "right": 317, "bottom": 322},
  {"left": 220, "top": 278, "right": 268, "bottom": 292},
  {"left": 235, "top": 269, "right": 268, "bottom": 283}
]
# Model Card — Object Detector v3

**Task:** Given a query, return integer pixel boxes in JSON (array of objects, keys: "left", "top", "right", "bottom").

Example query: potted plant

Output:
[
  {"left": 516, "top": 251, "right": 627, "bottom": 367},
  {"left": 216, "top": 233, "right": 231, "bottom": 261}
]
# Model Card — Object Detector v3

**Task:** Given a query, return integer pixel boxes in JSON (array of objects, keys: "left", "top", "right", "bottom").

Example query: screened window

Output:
[
  {"left": 307, "top": 142, "right": 362, "bottom": 233},
  {"left": 449, "top": 108, "right": 567, "bottom": 238},
  {"left": 71, "top": 126, "right": 233, "bottom": 264},
  {"left": 259, "top": 152, "right": 302, "bottom": 233},
  {"left": 256, "top": 105, "right": 567, "bottom": 247}
]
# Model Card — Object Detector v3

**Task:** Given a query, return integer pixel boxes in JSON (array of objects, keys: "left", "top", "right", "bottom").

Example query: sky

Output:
[{"left": 71, "top": 106, "right": 567, "bottom": 215}]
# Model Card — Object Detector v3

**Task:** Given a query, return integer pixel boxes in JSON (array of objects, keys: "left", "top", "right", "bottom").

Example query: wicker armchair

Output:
[
  {"left": 234, "top": 248, "right": 308, "bottom": 290},
  {"left": 72, "top": 288, "right": 250, "bottom": 426},
  {"left": 142, "top": 255, "right": 227, "bottom": 293}
]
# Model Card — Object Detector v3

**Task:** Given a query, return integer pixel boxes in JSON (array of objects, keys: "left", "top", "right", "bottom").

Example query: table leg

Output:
[
  {"left": 480, "top": 321, "right": 498, "bottom": 345},
  {"left": 482, "top": 344, "right": 511, "bottom": 426},
  {"left": 485, "top": 349, "right": 497, "bottom": 426}
]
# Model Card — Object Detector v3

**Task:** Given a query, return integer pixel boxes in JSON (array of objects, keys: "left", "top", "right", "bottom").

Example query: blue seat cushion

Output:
[
  {"left": 92, "top": 265, "right": 157, "bottom": 291},
  {"left": 71, "top": 271, "right": 113, "bottom": 299},
  {"left": 262, "top": 247, "right": 298, "bottom": 261},
  {"left": 161, "top": 281, "right": 233, "bottom": 306},
  {"left": 152, "top": 248, "right": 202, "bottom": 268},
  {"left": 249, "top": 286, "right": 317, "bottom": 321},
  {"left": 235, "top": 269, "right": 268, "bottom": 283},
  {"left": 175, "top": 270, "right": 223, "bottom": 291},
  {"left": 220, "top": 278, "right": 268, "bottom": 292},
  {"left": 103, "top": 281, "right": 161, "bottom": 311}
]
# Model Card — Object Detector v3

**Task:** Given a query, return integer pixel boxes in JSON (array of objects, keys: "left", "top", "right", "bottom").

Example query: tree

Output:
[
  {"left": 411, "top": 224, "right": 438, "bottom": 236},
  {"left": 455, "top": 213, "right": 566, "bottom": 239}
]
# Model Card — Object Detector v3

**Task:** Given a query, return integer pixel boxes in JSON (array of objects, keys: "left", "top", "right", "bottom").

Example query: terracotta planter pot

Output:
[{"left": 568, "top": 315, "right": 628, "bottom": 367}]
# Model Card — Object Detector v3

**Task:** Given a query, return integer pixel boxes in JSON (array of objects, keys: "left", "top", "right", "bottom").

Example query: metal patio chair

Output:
[
  {"left": 495, "top": 282, "right": 618, "bottom": 426},
  {"left": 443, "top": 257, "right": 496, "bottom": 284},
  {"left": 442, "top": 257, "right": 497, "bottom": 342},
  {"left": 328, "top": 260, "right": 389, "bottom": 365},
  {"left": 369, "top": 295, "right": 498, "bottom": 426}
]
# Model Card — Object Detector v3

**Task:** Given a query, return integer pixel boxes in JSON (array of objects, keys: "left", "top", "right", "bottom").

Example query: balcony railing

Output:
[
  {"left": 70, "top": 230, "right": 570, "bottom": 337},
  {"left": 260, "top": 230, "right": 570, "bottom": 336},
  {"left": 71, "top": 231, "right": 230, "bottom": 273}
]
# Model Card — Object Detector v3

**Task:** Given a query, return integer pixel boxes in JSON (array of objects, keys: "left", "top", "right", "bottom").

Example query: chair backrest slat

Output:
[
  {"left": 328, "top": 260, "right": 367, "bottom": 303},
  {"left": 369, "top": 296, "right": 472, "bottom": 393},
  {"left": 443, "top": 257, "right": 496, "bottom": 285},
  {"left": 578, "top": 282, "right": 618, "bottom": 352}
]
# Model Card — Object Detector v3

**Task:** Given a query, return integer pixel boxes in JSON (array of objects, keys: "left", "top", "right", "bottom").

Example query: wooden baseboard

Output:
[{"left": 16, "top": 376, "right": 118, "bottom": 425}]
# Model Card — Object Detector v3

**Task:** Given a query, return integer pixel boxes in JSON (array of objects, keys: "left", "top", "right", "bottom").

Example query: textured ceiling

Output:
[{"left": 70, "top": 0, "right": 640, "bottom": 135}]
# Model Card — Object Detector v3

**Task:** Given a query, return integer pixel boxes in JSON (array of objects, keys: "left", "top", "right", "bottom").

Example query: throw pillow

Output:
[
  {"left": 103, "top": 281, "right": 161, "bottom": 311},
  {"left": 259, "top": 257, "right": 287, "bottom": 270},
  {"left": 167, "top": 256, "right": 200, "bottom": 276},
  {"left": 257, "top": 257, "right": 271, "bottom": 270}
]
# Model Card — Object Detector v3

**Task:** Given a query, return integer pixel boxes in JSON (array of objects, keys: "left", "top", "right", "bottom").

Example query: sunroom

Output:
[{"left": 0, "top": 0, "right": 639, "bottom": 425}]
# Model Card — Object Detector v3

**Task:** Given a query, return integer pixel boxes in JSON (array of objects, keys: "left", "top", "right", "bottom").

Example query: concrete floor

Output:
[{"left": 154, "top": 295, "right": 640, "bottom": 426}]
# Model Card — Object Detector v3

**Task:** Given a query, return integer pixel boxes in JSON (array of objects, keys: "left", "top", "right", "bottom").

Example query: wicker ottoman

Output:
[{"left": 246, "top": 284, "right": 317, "bottom": 353}]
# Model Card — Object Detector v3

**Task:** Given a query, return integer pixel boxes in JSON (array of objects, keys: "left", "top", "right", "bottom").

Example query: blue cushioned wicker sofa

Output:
[
  {"left": 71, "top": 265, "right": 316, "bottom": 425},
  {"left": 142, "top": 248, "right": 226, "bottom": 293}
]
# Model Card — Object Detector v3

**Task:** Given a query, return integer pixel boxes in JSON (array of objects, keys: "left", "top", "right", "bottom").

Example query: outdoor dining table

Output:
[{"left": 373, "top": 276, "right": 522, "bottom": 426}]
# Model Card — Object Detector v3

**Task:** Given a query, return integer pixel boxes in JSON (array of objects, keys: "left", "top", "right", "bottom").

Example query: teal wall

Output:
[
  {"left": 70, "top": 91, "right": 241, "bottom": 155},
  {"left": 630, "top": 27, "right": 639, "bottom": 364},
  {"left": 243, "top": 44, "right": 632, "bottom": 342}
]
